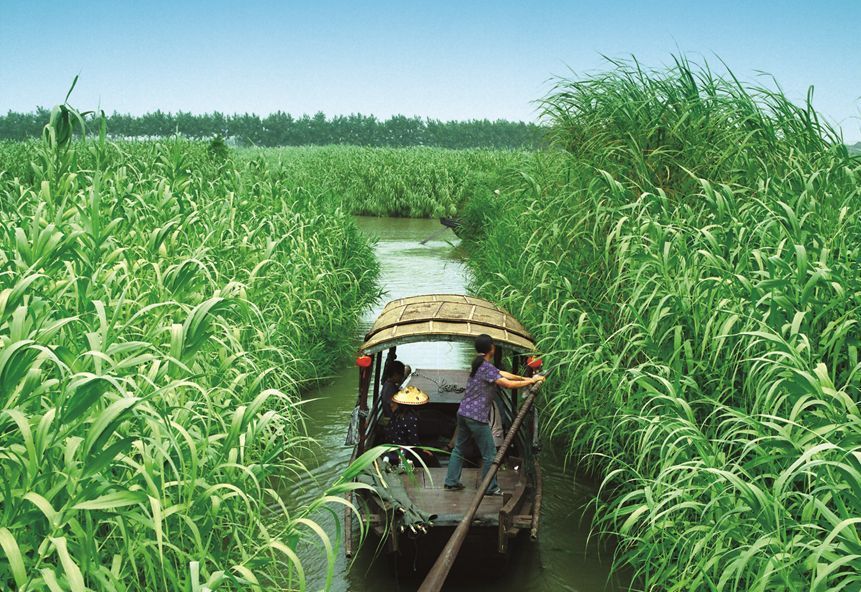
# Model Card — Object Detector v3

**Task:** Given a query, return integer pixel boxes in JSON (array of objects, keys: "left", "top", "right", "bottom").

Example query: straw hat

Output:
[{"left": 392, "top": 385, "right": 429, "bottom": 406}]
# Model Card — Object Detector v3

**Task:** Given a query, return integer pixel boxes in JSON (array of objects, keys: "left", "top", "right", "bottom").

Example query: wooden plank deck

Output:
[{"left": 399, "top": 467, "right": 525, "bottom": 524}]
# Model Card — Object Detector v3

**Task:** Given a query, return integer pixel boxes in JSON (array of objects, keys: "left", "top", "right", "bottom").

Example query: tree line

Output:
[{"left": 0, "top": 108, "right": 545, "bottom": 149}]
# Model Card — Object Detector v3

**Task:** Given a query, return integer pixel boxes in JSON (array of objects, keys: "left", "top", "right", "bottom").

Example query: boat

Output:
[{"left": 344, "top": 293, "right": 543, "bottom": 571}]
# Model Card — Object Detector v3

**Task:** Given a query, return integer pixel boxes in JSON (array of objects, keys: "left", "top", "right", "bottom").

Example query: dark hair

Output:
[
  {"left": 384, "top": 360, "right": 405, "bottom": 382},
  {"left": 470, "top": 334, "right": 494, "bottom": 377}
]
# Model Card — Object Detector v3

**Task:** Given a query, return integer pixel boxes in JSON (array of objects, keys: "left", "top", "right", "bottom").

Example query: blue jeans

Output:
[{"left": 445, "top": 415, "right": 498, "bottom": 492}]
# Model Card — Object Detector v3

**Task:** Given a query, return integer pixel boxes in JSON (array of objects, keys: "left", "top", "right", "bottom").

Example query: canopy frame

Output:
[{"left": 359, "top": 294, "right": 535, "bottom": 355}]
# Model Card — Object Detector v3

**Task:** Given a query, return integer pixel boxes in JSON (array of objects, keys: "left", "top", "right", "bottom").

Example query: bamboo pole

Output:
[{"left": 417, "top": 378, "right": 545, "bottom": 592}]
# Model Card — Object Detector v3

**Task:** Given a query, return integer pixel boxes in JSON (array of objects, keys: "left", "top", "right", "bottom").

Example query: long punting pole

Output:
[{"left": 417, "top": 378, "right": 545, "bottom": 592}]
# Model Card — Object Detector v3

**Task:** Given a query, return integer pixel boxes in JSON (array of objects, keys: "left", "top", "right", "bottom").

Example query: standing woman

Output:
[{"left": 444, "top": 334, "right": 544, "bottom": 495}]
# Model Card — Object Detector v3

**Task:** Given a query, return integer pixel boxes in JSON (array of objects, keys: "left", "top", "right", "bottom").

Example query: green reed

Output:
[
  {"left": 243, "top": 145, "right": 528, "bottom": 218},
  {"left": 463, "top": 57, "right": 861, "bottom": 591},
  {"left": 0, "top": 106, "right": 383, "bottom": 590}
]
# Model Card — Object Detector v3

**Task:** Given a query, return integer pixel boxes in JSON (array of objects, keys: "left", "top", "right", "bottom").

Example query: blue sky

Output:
[{"left": 1, "top": 1, "right": 859, "bottom": 141}]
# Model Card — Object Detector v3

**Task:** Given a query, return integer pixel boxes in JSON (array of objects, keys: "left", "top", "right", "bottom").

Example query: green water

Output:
[{"left": 294, "top": 217, "right": 625, "bottom": 592}]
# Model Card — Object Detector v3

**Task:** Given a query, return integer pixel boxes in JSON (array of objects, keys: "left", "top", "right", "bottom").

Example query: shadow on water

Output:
[{"left": 291, "top": 217, "right": 627, "bottom": 592}]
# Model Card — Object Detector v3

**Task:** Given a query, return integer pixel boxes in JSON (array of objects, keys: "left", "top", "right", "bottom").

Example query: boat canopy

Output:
[{"left": 359, "top": 294, "right": 535, "bottom": 355}]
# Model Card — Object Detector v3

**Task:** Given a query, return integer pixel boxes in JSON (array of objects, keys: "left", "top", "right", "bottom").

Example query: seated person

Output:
[
  {"left": 385, "top": 386, "right": 440, "bottom": 468},
  {"left": 380, "top": 361, "right": 407, "bottom": 421}
]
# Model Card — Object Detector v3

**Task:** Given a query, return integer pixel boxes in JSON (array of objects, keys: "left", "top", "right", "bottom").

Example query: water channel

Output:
[{"left": 294, "top": 217, "right": 625, "bottom": 592}]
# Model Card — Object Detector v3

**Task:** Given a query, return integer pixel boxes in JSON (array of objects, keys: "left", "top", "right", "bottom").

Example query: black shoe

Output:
[
  {"left": 486, "top": 487, "right": 503, "bottom": 496},
  {"left": 444, "top": 483, "right": 465, "bottom": 491}
]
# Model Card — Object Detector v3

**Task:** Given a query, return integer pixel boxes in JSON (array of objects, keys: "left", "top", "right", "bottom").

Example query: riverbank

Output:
[
  {"left": 0, "top": 136, "right": 380, "bottom": 590},
  {"left": 461, "top": 60, "right": 861, "bottom": 590}
]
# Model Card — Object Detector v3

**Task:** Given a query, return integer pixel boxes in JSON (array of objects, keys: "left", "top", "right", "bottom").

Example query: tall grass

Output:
[
  {"left": 0, "top": 104, "right": 380, "bottom": 590},
  {"left": 463, "top": 58, "right": 861, "bottom": 591},
  {"left": 244, "top": 145, "right": 528, "bottom": 218}
]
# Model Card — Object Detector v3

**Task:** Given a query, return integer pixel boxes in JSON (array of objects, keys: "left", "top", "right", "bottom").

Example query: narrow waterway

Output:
[{"left": 295, "top": 217, "right": 625, "bottom": 592}]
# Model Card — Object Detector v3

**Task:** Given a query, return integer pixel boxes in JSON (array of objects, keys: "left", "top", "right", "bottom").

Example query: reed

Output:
[
  {"left": 0, "top": 104, "right": 382, "bottom": 590},
  {"left": 463, "top": 57, "right": 861, "bottom": 591},
  {"left": 244, "top": 145, "right": 528, "bottom": 218}
]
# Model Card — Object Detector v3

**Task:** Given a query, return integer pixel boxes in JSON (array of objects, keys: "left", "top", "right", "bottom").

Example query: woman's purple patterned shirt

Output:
[{"left": 457, "top": 360, "right": 502, "bottom": 423}]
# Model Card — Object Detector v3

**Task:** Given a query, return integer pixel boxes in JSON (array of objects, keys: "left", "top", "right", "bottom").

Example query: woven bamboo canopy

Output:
[{"left": 359, "top": 294, "right": 535, "bottom": 354}]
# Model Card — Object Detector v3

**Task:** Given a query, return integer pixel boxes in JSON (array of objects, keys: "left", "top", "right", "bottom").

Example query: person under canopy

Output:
[{"left": 384, "top": 385, "right": 440, "bottom": 467}]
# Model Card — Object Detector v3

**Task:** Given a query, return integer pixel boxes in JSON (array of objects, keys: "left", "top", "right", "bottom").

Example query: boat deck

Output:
[{"left": 398, "top": 466, "right": 525, "bottom": 525}]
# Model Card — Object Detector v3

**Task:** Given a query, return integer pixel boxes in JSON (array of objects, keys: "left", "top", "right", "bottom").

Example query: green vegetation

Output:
[
  {"left": 463, "top": 59, "right": 861, "bottom": 590},
  {"left": 3, "top": 58, "right": 857, "bottom": 592},
  {"left": 246, "top": 146, "right": 528, "bottom": 218},
  {"left": 0, "top": 109, "right": 544, "bottom": 149},
  {"left": 0, "top": 103, "right": 382, "bottom": 590}
]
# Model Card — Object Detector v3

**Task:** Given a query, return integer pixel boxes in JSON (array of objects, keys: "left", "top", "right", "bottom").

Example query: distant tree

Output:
[{"left": 0, "top": 108, "right": 546, "bottom": 149}]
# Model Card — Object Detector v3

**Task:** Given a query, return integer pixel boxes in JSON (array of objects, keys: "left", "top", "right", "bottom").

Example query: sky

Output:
[{"left": 1, "top": 0, "right": 859, "bottom": 142}]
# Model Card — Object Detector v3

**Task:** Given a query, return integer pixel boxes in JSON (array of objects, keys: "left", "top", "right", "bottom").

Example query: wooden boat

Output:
[{"left": 344, "top": 294, "right": 543, "bottom": 569}]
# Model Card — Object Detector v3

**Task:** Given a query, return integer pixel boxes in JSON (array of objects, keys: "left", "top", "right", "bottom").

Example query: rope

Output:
[{"left": 411, "top": 371, "right": 465, "bottom": 394}]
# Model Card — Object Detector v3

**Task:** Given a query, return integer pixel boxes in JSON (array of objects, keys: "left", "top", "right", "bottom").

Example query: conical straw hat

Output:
[{"left": 392, "top": 385, "right": 429, "bottom": 406}]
